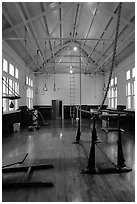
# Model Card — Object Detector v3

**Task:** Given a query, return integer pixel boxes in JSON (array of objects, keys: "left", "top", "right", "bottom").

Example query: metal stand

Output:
[
  {"left": 80, "top": 115, "right": 98, "bottom": 174},
  {"left": 81, "top": 113, "right": 132, "bottom": 174},
  {"left": 72, "top": 110, "right": 81, "bottom": 144},
  {"left": 2, "top": 153, "right": 54, "bottom": 188}
]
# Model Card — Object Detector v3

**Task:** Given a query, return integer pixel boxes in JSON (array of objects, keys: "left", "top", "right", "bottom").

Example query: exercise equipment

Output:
[
  {"left": 2, "top": 153, "right": 54, "bottom": 187},
  {"left": 72, "top": 3, "right": 132, "bottom": 174},
  {"left": 73, "top": 108, "right": 97, "bottom": 143},
  {"left": 72, "top": 107, "right": 81, "bottom": 144},
  {"left": 99, "top": 3, "right": 122, "bottom": 111},
  {"left": 80, "top": 110, "right": 132, "bottom": 174},
  {"left": 28, "top": 108, "right": 47, "bottom": 131}
]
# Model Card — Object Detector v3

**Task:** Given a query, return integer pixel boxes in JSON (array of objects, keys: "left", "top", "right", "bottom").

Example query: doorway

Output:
[{"left": 51, "top": 100, "right": 62, "bottom": 120}]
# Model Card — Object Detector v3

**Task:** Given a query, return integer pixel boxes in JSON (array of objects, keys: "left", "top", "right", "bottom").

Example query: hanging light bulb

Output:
[
  {"left": 74, "top": 46, "right": 77, "bottom": 51},
  {"left": 9, "top": 101, "right": 14, "bottom": 108},
  {"left": 53, "top": 83, "right": 56, "bottom": 91},
  {"left": 70, "top": 70, "right": 73, "bottom": 74},
  {"left": 43, "top": 83, "right": 48, "bottom": 91}
]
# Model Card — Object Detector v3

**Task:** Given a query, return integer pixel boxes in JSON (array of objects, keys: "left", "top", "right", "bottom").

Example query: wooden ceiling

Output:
[{"left": 2, "top": 2, "right": 135, "bottom": 75}]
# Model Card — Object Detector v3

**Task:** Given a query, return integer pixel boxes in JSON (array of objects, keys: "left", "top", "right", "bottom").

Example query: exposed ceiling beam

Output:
[
  {"left": 49, "top": 3, "right": 74, "bottom": 38},
  {"left": 17, "top": 2, "right": 47, "bottom": 69},
  {"left": 74, "top": 41, "right": 98, "bottom": 68},
  {"left": 95, "top": 14, "right": 135, "bottom": 68},
  {"left": 72, "top": 4, "right": 80, "bottom": 38},
  {"left": 2, "top": 6, "right": 39, "bottom": 69},
  {"left": 3, "top": 37, "right": 125, "bottom": 41},
  {"left": 88, "top": 3, "right": 119, "bottom": 59},
  {"left": 83, "top": 2, "right": 100, "bottom": 47},
  {"left": 40, "top": 2, "right": 53, "bottom": 60},
  {"left": 59, "top": 2, "right": 63, "bottom": 47},
  {"left": 95, "top": 30, "right": 135, "bottom": 72},
  {"left": 3, "top": 2, "right": 75, "bottom": 35},
  {"left": 98, "top": 3, "right": 135, "bottom": 29}
]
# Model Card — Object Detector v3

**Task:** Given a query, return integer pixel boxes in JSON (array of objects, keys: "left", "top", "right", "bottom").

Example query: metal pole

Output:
[{"left": 80, "top": 43, "right": 82, "bottom": 134}]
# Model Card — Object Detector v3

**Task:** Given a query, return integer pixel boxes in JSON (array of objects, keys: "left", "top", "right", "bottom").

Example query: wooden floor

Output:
[{"left": 2, "top": 119, "right": 135, "bottom": 202}]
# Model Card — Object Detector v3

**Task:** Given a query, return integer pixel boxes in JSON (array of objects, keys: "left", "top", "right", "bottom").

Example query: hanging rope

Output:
[{"left": 99, "top": 3, "right": 122, "bottom": 111}]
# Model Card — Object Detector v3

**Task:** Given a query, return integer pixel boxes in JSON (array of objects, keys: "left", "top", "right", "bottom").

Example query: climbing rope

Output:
[{"left": 99, "top": 3, "right": 122, "bottom": 111}]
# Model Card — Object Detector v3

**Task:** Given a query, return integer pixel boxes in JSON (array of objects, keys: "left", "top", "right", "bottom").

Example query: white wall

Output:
[
  {"left": 34, "top": 73, "right": 104, "bottom": 106},
  {"left": 3, "top": 40, "right": 134, "bottom": 110},
  {"left": 2, "top": 40, "right": 35, "bottom": 107},
  {"left": 105, "top": 53, "right": 135, "bottom": 106}
]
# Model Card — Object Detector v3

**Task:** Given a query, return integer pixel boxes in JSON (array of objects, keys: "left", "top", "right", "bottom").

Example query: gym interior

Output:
[{"left": 2, "top": 2, "right": 135, "bottom": 202}]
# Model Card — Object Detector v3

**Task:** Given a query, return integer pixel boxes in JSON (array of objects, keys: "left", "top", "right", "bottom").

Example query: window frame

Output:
[
  {"left": 126, "top": 67, "right": 135, "bottom": 111},
  {"left": 2, "top": 58, "right": 20, "bottom": 113},
  {"left": 26, "top": 76, "right": 33, "bottom": 109},
  {"left": 107, "top": 76, "right": 117, "bottom": 109}
]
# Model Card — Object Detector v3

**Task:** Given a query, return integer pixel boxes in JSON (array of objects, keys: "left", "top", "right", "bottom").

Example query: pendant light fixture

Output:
[
  {"left": 43, "top": 72, "right": 48, "bottom": 92},
  {"left": 53, "top": 72, "right": 56, "bottom": 91}
]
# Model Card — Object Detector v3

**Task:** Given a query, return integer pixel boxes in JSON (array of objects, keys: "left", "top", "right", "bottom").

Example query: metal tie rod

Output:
[{"left": 3, "top": 37, "right": 125, "bottom": 41}]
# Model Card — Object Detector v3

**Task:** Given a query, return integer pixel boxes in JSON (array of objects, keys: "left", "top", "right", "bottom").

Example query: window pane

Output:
[
  {"left": 132, "top": 96, "right": 135, "bottom": 110},
  {"left": 9, "top": 64, "right": 14, "bottom": 76},
  {"left": 126, "top": 85, "right": 127, "bottom": 96},
  {"left": 111, "top": 78, "right": 114, "bottom": 86},
  {"left": 111, "top": 98, "right": 114, "bottom": 108},
  {"left": 3, "top": 76, "right": 8, "bottom": 94},
  {"left": 15, "top": 68, "right": 19, "bottom": 79},
  {"left": 3, "top": 59, "right": 8, "bottom": 72},
  {"left": 29, "top": 99, "right": 30, "bottom": 109},
  {"left": 115, "top": 89, "right": 117, "bottom": 97},
  {"left": 9, "top": 79, "right": 13, "bottom": 95},
  {"left": 115, "top": 98, "right": 117, "bottom": 109},
  {"left": 26, "top": 98, "right": 28, "bottom": 107},
  {"left": 31, "top": 80, "right": 33, "bottom": 87},
  {"left": 15, "top": 100, "right": 18, "bottom": 110},
  {"left": 127, "top": 96, "right": 131, "bottom": 109},
  {"left": 115, "top": 77, "right": 117, "bottom": 84},
  {"left": 132, "top": 68, "right": 135, "bottom": 78},
  {"left": 127, "top": 82, "right": 131, "bottom": 95},
  {"left": 26, "top": 77, "right": 28, "bottom": 85},
  {"left": 111, "top": 88, "right": 114, "bottom": 97},
  {"left": 132, "top": 81, "right": 135, "bottom": 95},
  {"left": 108, "top": 99, "right": 110, "bottom": 107},
  {"left": 126, "top": 70, "right": 130, "bottom": 80},
  {"left": 27, "top": 89, "right": 29, "bottom": 97},
  {"left": 108, "top": 89, "right": 110, "bottom": 98},
  {"left": 3, "top": 99, "right": 7, "bottom": 112},
  {"left": 29, "top": 78, "right": 31, "bottom": 86},
  {"left": 29, "top": 88, "right": 30, "bottom": 97},
  {"left": 15, "top": 82, "right": 19, "bottom": 94}
]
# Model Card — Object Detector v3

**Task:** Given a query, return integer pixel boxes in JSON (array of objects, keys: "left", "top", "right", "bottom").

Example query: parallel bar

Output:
[{"left": 79, "top": 108, "right": 98, "bottom": 115}]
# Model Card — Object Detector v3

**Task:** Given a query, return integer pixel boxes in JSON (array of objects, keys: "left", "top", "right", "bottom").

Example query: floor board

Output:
[{"left": 2, "top": 119, "right": 135, "bottom": 202}]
